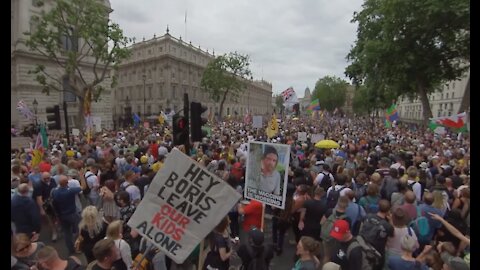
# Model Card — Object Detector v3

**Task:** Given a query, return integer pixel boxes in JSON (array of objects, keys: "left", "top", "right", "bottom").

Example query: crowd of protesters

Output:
[{"left": 11, "top": 113, "right": 470, "bottom": 270}]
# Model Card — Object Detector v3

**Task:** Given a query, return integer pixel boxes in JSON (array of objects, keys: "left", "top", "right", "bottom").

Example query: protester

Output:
[{"left": 77, "top": 206, "right": 109, "bottom": 263}]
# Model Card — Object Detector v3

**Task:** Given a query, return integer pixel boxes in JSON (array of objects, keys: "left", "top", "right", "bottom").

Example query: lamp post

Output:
[
  {"left": 32, "top": 98, "right": 38, "bottom": 129},
  {"left": 142, "top": 74, "right": 146, "bottom": 122}
]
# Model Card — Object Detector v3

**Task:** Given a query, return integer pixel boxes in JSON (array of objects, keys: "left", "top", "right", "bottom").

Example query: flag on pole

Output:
[
  {"left": 17, "top": 100, "right": 35, "bottom": 120},
  {"left": 306, "top": 99, "right": 320, "bottom": 114},
  {"left": 429, "top": 112, "right": 468, "bottom": 133},
  {"left": 281, "top": 87, "right": 298, "bottom": 109},
  {"left": 384, "top": 104, "right": 399, "bottom": 127},
  {"left": 133, "top": 113, "right": 141, "bottom": 127}
]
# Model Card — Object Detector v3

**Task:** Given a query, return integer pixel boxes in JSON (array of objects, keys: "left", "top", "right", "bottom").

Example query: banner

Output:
[
  {"left": 245, "top": 142, "right": 290, "bottom": 209},
  {"left": 127, "top": 149, "right": 241, "bottom": 264},
  {"left": 281, "top": 87, "right": 298, "bottom": 109}
]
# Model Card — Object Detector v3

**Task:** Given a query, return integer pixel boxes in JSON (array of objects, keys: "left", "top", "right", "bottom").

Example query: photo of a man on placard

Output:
[
  {"left": 258, "top": 145, "right": 281, "bottom": 195},
  {"left": 245, "top": 141, "right": 290, "bottom": 209}
]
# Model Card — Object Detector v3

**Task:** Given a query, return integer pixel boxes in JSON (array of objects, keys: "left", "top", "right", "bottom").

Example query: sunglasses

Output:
[{"left": 16, "top": 244, "right": 31, "bottom": 253}]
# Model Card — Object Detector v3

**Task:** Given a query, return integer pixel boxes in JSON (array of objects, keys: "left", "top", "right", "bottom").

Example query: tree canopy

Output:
[
  {"left": 312, "top": 76, "right": 348, "bottom": 112},
  {"left": 25, "top": 0, "right": 131, "bottom": 127},
  {"left": 345, "top": 0, "right": 469, "bottom": 124},
  {"left": 200, "top": 52, "right": 252, "bottom": 120}
]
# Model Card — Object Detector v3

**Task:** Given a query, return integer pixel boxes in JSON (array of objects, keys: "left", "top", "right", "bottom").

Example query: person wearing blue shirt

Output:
[
  {"left": 418, "top": 192, "right": 444, "bottom": 243},
  {"left": 52, "top": 175, "right": 82, "bottom": 255},
  {"left": 11, "top": 183, "right": 41, "bottom": 237},
  {"left": 28, "top": 166, "right": 42, "bottom": 186}
]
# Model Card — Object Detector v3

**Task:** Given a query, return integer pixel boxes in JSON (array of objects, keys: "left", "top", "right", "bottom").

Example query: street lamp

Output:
[
  {"left": 142, "top": 74, "right": 146, "bottom": 122},
  {"left": 32, "top": 98, "right": 38, "bottom": 127}
]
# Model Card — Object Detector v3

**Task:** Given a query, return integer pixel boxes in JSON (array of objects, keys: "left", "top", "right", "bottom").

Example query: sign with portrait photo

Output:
[{"left": 245, "top": 141, "right": 290, "bottom": 209}]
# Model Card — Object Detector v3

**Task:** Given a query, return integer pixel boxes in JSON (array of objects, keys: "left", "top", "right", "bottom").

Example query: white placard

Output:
[
  {"left": 244, "top": 141, "right": 290, "bottom": 209},
  {"left": 252, "top": 116, "right": 263, "bottom": 128},
  {"left": 297, "top": 132, "right": 307, "bottom": 142},
  {"left": 71, "top": 128, "right": 80, "bottom": 136},
  {"left": 311, "top": 133, "right": 325, "bottom": 143},
  {"left": 92, "top": 117, "right": 102, "bottom": 132},
  {"left": 127, "top": 149, "right": 241, "bottom": 264}
]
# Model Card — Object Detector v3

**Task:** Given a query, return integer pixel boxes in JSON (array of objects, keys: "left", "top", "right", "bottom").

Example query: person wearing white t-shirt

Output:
[{"left": 106, "top": 220, "right": 133, "bottom": 269}]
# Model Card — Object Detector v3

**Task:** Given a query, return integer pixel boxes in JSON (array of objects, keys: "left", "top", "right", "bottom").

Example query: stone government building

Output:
[
  {"left": 11, "top": 0, "right": 114, "bottom": 130},
  {"left": 113, "top": 29, "right": 273, "bottom": 127}
]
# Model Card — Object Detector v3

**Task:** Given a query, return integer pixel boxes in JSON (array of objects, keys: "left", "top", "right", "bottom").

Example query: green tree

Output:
[
  {"left": 352, "top": 85, "right": 371, "bottom": 115},
  {"left": 274, "top": 94, "right": 285, "bottom": 114},
  {"left": 25, "top": 0, "right": 131, "bottom": 127},
  {"left": 312, "top": 76, "right": 348, "bottom": 112},
  {"left": 345, "top": 0, "right": 469, "bottom": 124},
  {"left": 200, "top": 52, "right": 252, "bottom": 120}
]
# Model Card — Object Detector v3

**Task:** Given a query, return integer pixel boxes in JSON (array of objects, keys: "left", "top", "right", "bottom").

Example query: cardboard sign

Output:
[
  {"left": 252, "top": 116, "right": 263, "bottom": 128},
  {"left": 311, "top": 133, "right": 325, "bottom": 143},
  {"left": 127, "top": 149, "right": 241, "bottom": 264},
  {"left": 297, "top": 132, "right": 307, "bottom": 142},
  {"left": 244, "top": 142, "right": 290, "bottom": 209},
  {"left": 71, "top": 128, "right": 80, "bottom": 136}
]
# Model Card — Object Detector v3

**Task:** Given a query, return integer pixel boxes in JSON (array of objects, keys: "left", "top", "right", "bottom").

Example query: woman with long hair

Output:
[
  {"left": 99, "top": 179, "right": 119, "bottom": 222},
  {"left": 293, "top": 236, "right": 321, "bottom": 270},
  {"left": 203, "top": 216, "right": 233, "bottom": 270},
  {"left": 106, "top": 220, "right": 132, "bottom": 270},
  {"left": 77, "top": 206, "right": 108, "bottom": 263}
]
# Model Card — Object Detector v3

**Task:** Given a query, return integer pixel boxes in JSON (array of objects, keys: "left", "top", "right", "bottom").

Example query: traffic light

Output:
[
  {"left": 190, "top": 102, "right": 208, "bottom": 142},
  {"left": 46, "top": 105, "right": 61, "bottom": 130},
  {"left": 172, "top": 114, "right": 189, "bottom": 146}
]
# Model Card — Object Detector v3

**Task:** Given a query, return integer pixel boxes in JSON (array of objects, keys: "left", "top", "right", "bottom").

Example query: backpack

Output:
[
  {"left": 364, "top": 197, "right": 380, "bottom": 214},
  {"left": 359, "top": 214, "right": 388, "bottom": 246},
  {"left": 319, "top": 172, "right": 332, "bottom": 192},
  {"left": 408, "top": 206, "right": 430, "bottom": 244},
  {"left": 326, "top": 186, "right": 346, "bottom": 209},
  {"left": 120, "top": 182, "right": 133, "bottom": 192},
  {"left": 321, "top": 211, "right": 347, "bottom": 242},
  {"left": 354, "top": 183, "right": 368, "bottom": 201},
  {"left": 244, "top": 245, "right": 268, "bottom": 270},
  {"left": 346, "top": 235, "right": 382, "bottom": 270},
  {"left": 407, "top": 181, "right": 417, "bottom": 191}
]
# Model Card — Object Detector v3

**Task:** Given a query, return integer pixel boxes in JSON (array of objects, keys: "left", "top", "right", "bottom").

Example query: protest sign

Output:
[
  {"left": 127, "top": 149, "right": 241, "bottom": 264},
  {"left": 297, "top": 132, "right": 307, "bottom": 142},
  {"left": 311, "top": 133, "right": 325, "bottom": 143},
  {"left": 71, "top": 128, "right": 80, "bottom": 136},
  {"left": 252, "top": 116, "right": 263, "bottom": 128},
  {"left": 245, "top": 141, "right": 290, "bottom": 209}
]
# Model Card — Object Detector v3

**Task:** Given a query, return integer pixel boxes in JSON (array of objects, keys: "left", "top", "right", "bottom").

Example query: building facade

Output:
[
  {"left": 298, "top": 87, "right": 311, "bottom": 114},
  {"left": 11, "top": 0, "right": 114, "bottom": 131},
  {"left": 396, "top": 70, "right": 470, "bottom": 123},
  {"left": 113, "top": 31, "right": 273, "bottom": 126}
]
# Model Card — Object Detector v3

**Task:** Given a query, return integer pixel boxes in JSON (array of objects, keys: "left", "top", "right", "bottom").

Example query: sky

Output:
[{"left": 109, "top": 0, "right": 364, "bottom": 98}]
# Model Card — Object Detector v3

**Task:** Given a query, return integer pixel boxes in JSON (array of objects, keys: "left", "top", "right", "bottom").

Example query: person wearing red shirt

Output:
[
  {"left": 238, "top": 200, "right": 263, "bottom": 244},
  {"left": 149, "top": 140, "right": 159, "bottom": 161}
]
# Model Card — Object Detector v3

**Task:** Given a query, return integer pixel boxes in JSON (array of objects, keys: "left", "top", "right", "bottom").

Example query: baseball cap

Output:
[
  {"left": 440, "top": 252, "right": 469, "bottom": 270},
  {"left": 330, "top": 219, "right": 350, "bottom": 241},
  {"left": 316, "top": 160, "right": 325, "bottom": 166}
]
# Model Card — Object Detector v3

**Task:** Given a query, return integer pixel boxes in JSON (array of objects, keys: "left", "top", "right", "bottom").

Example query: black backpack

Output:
[
  {"left": 326, "top": 186, "right": 346, "bottom": 209},
  {"left": 359, "top": 214, "right": 388, "bottom": 246},
  {"left": 244, "top": 245, "right": 268, "bottom": 270},
  {"left": 319, "top": 172, "right": 332, "bottom": 191}
]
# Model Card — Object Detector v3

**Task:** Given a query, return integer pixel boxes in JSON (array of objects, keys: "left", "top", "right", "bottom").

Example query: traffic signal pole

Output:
[
  {"left": 63, "top": 101, "right": 70, "bottom": 146},
  {"left": 183, "top": 93, "right": 190, "bottom": 155}
]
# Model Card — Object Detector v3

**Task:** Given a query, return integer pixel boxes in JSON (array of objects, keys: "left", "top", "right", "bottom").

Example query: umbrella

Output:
[{"left": 315, "top": 139, "right": 340, "bottom": 149}]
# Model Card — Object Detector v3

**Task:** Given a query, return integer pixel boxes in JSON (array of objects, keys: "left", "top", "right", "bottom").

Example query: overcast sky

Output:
[{"left": 110, "top": 0, "right": 364, "bottom": 97}]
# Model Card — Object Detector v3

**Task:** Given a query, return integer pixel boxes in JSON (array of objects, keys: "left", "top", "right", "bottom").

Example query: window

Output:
[
  {"left": 172, "top": 85, "right": 176, "bottom": 99},
  {"left": 452, "top": 92, "right": 454, "bottom": 99},
  {"left": 172, "top": 72, "right": 175, "bottom": 79},
  {"left": 159, "top": 84, "right": 163, "bottom": 98},
  {"left": 137, "top": 106, "right": 141, "bottom": 115},
  {"left": 29, "top": 16, "right": 39, "bottom": 34},
  {"left": 159, "top": 46, "right": 163, "bottom": 52},
  {"left": 450, "top": 103, "right": 453, "bottom": 110},
  {"left": 148, "top": 49, "right": 151, "bottom": 55},
  {"left": 148, "top": 86, "right": 152, "bottom": 99},
  {"left": 60, "top": 27, "right": 78, "bottom": 52},
  {"left": 63, "top": 76, "right": 76, "bottom": 102},
  {"left": 147, "top": 105, "right": 151, "bottom": 115},
  {"left": 446, "top": 93, "right": 449, "bottom": 99},
  {"left": 441, "top": 94, "right": 443, "bottom": 99},
  {"left": 32, "top": 0, "right": 44, "bottom": 7},
  {"left": 448, "top": 111, "right": 452, "bottom": 116}
]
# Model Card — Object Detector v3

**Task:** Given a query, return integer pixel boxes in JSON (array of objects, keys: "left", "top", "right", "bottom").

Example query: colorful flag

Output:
[
  {"left": 281, "top": 87, "right": 298, "bottom": 109},
  {"left": 158, "top": 111, "right": 165, "bottom": 125},
  {"left": 306, "top": 99, "right": 320, "bottom": 113},
  {"left": 384, "top": 104, "right": 399, "bottom": 128},
  {"left": 17, "top": 100, "right": 35, "bottom": 120},
  {"left": 429, "top": 112, "right": 468, "bottom": 133},
  {"left": 133, "top": 113, "right": 141, "bottom": 127}
]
